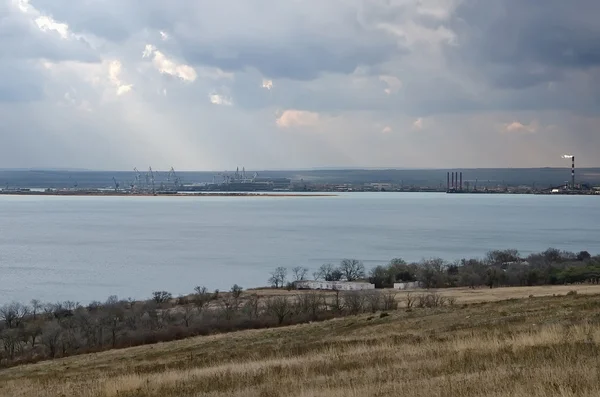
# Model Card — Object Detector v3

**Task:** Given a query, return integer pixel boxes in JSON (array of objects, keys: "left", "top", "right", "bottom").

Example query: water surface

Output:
[{"left": 1, "top": 193, "right": 598, "bottom": 304}]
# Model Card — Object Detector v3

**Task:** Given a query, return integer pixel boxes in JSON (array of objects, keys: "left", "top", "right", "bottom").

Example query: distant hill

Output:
[{"left": 1, "top": 168, "right": 599, "bottom": 189}]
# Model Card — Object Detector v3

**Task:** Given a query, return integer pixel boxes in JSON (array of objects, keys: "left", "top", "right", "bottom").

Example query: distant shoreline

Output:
[{"left": 0, "top": 191, "right": 338, "bottom": 198}]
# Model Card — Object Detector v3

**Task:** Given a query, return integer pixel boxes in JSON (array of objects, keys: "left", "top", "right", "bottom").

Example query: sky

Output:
[{"left": 1, "top": 0, "right": 599, "bottom": 170}]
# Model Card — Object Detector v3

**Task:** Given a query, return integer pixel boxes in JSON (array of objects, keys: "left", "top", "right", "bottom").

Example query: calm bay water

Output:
[{"left": 1, "top": 193, "right": 599, "bottom": 304}]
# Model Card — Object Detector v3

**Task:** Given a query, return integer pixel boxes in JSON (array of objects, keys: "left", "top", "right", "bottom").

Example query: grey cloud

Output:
[
  {"left": 1, "top": 5, "right": 99, "bottom": 63},
  {"left": 1, "top": 0, "right": 599, "bottom": 170},
  {"left": 30, "top": 0, "right": 400, "bottom": 80}
]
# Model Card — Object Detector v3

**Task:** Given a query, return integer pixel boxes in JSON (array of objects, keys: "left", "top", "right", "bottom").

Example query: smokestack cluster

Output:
[{"left": 447, "top": 171, "right": 463, "bottom": 191}]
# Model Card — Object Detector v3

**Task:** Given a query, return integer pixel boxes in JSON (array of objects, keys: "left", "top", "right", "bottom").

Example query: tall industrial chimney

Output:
[
  {"left": 451, "top": 172, "right": 455, "bottom": 189},
  {"left": 447, "top": 172, "right": 450, "bottom": 191},
  {"left": 460, "top": 172, "right": 463, "bottom": 191},
  {"left": 572, "top": 156, "right": 575, "bottom": 190}
]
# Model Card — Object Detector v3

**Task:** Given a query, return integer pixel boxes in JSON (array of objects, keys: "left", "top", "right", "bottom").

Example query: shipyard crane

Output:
[
  {"left": 69, "top": 175, "right": 78, "bottom": 189},
  {"left": 167, "top": 167, "right": 181, "bottom": 188},
  {"left": 148, "top": 166, "right": 155, "bottom": 193},
  {"left": 133, "top": 168, "right": 142, "bottom": 190}
]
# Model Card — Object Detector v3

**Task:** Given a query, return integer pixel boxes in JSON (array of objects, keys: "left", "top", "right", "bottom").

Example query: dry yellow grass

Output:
[
  {"left": 253, "top": 284, "right": 600, "bottom": 304},
  {"left": 3, "top": 286, "right": 600, "bottom": 397}
]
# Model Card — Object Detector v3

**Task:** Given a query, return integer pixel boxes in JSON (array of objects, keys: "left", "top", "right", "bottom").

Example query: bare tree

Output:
[
  {"left": 339, "top": 259, "right": 365, "bottom": 281},
  {"left": 102, "top": 306, "right": 124, "bottom": 347},
  {"left": 0, "top": 302, "right": 30, "bottom": 328},
  {"left": 63, "top": 301, "right": 80, "bottom": 311},
  {"left": 152, "top": 291, "right": 172, "bottom": 304},
  {"left": 230, "top": 284, "right": 243, "bottom": 300},
  {"left": 180, "top": 305, "right": 196, "bottom": 328},
  {"left": 193, "top": 286, "right": 217, "bottom": 313},
  {"left": 265, "top": 296, "right": 293, "bottom": 325},
  {"left": 22, "top": 320, "right": 44, "bottom": 348},
  {"left": 292, "top": 266, "right": 309, "bottom": 282},
  {"left": 315, "top": 263, "right": 343, "bottom": 281},
  {"left": 159, "top": 308, "right": 174, "bottom": 328},
  {"left": 268, "top": 267, "right": 288, "bottom": 288},
  {"left": 41, "top": 321, "right": 62, "bottom": 358},
  {"left": 330, "top": 286, "right": 344, "bottom": 313},
  {"left": 242, "top": 294, "right": 261, "bottom": 319},
  {"left": 30, "top": 299, "right": 43, "bottom": 320},
  {"left": 0, "top": 328, "right": 21, "bottom": 360}
]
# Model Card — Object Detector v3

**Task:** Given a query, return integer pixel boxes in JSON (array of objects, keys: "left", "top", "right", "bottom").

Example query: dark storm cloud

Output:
[
  {"left": 181, "top": 39, "right": 397, "bottom": 81},
  {"left": 451, "top": 0, "right": 600, "bottom": 89}
]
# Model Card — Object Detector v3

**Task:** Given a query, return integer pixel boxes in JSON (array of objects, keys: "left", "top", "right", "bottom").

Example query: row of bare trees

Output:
[
  {"left": 271, "top": 249, "right": 600, "bottom": 291},
  {"left": 0, "top": 286, "right": 402, "bottom": 367},
  {"left": 269, "top": 259, "right": 367, "bottom": 288}
]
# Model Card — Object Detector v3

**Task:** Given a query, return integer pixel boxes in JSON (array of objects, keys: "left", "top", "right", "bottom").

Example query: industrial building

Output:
[{"left": 295, "top": 280, "right": 375, "bottom": 291}]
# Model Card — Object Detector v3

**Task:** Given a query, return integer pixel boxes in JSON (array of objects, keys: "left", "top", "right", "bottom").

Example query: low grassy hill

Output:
[{"left": 2, "top": 288, "right": 600, "bottom": 397}]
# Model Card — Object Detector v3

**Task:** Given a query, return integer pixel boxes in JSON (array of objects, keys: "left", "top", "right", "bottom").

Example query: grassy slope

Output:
[{"left": 3, "top": 287, "right": 600, "bottom": 397}]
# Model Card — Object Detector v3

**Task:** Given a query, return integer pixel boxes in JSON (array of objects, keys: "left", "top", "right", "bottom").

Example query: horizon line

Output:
[{"left": 1, "top": 166, "right": 599, "bottom": 173}]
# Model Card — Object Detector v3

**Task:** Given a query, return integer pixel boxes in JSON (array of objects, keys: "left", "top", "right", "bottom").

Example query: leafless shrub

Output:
[
  {"left": 365, "top": 291, "right": 383, "bottom": 313},
  {"left": 343, "top": 291, "right": 366, "bottom": 315},
  {"left": 405, "top": 292, "right": 415, "bottom": 309},
  {"left": 296, "top": 292, "right": 325, "bottom": 320},
  {"left": 416, "top": 292, "right": 447, "bottom": 308},
  {"left": 382, "top": 292, "right": 398, "bottom": 311},
  {"left": 330, "top": 287, "right": 344, "bottom": 313},
  {"left": 218, "top": 296, "right": 240, "bottom": 321}
]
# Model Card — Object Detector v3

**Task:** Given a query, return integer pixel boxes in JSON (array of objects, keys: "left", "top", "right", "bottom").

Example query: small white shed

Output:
[{"left": 393, "top": 281, "right": 423, "bottom": 290}]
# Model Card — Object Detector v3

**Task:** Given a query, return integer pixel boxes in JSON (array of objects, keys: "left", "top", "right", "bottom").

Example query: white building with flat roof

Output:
[{"left": 295, "top": 280, "right": 375, "bottom": 291}]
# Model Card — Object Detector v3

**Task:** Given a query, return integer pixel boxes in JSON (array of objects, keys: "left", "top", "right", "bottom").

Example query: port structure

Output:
[{"left": 203, "top": 167, "right": 291, "bottom": 192}]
